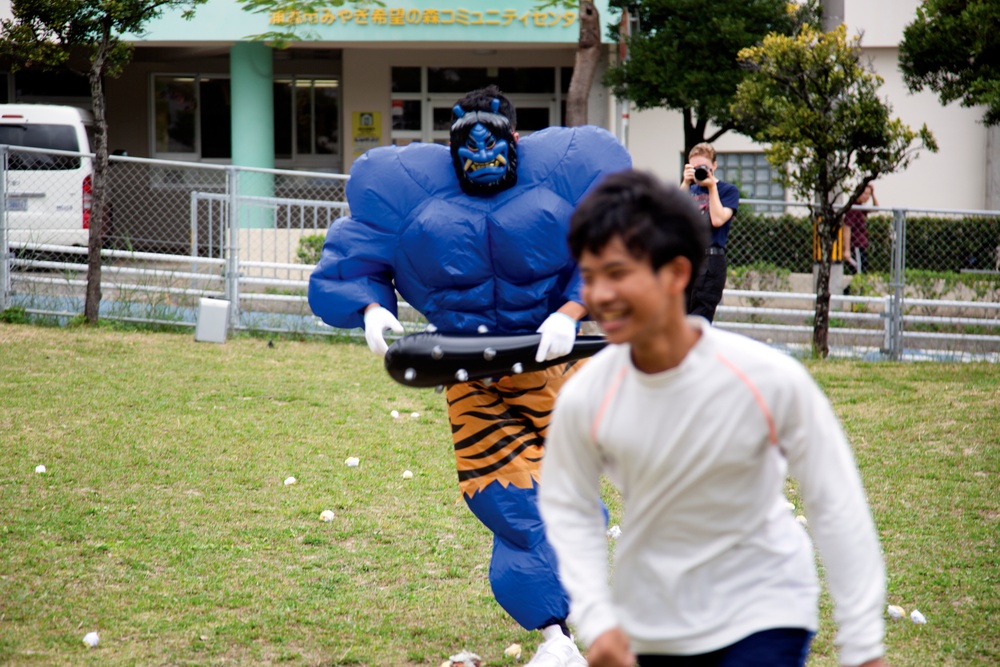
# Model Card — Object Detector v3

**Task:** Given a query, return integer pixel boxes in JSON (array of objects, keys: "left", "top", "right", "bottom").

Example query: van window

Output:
[{"left": 0, "top": 123, "right": 81, "bottom": 170}]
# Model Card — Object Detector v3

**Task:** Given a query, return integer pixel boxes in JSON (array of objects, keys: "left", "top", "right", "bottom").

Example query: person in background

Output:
[
  {"left": 679, "top": 143, "right": 739, "bottom": 323},
  {"left": 540, "top": 170, "right": 890, "bottom": 667},
  {"left": 844, "top": 183, "right": 878, "bottom": 275}
]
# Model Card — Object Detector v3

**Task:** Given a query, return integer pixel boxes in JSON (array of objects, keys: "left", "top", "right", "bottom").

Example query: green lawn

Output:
[{"left": 0, "top": 324, "right": 997, "bottom": 666}]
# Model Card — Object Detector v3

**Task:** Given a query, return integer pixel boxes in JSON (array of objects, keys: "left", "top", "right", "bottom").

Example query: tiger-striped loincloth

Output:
[{"left": 446, "top": 361, "right": 583, "bottom": 496}]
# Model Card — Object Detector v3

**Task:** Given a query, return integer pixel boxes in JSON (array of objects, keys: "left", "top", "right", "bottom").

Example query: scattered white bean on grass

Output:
[
  {"left": 410, "top": 412, "right": 420, "bottom": 418},
  {"left": 887, "top": 605, "right": 905, "bottom": 620},
  {"left": 83, "top": 632, "right": 99, "bottom": 647},
  {"left": 345, "top": 457, "right": 360, "bottom": 467},
  {"left": 34, "top": 465, "right": 46, "bottom": 474},
  {"left": 444, "top": 649, "right": 481, "bottom": 667},
  {"left": 607, "top": 525, "right": 622, "bottom": 539},
  {"left": 785, "top": 501, "right": 795, "bottom": 511},
  {"left": 402, "top": 470, "right": 414, "bottom": 479},
  {"left": 504, "top": 643, "right": 522, "bottom": 658},
  {"left": 283, "top": 476, "right": 297, "bottom": 486},
  {"left": 390, "top": 410, "right": 400, "bottom": 419},
  {"left": 320, "top": 510, "right": 336, "bottom": 522},
  {"left": 910, "top": 609, "right": 927, "bottom": 624},
  {"left": 795, "top": 515, "right": 808, "bottom": 526}
]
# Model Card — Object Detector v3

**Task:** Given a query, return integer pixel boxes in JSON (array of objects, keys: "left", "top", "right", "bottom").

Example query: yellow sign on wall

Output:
[
  {"left": 352, "top": 111, "right": 382, "bottom": 157},
  {"left": 270, "top": 8, "right": 577, "bottom": 28}
]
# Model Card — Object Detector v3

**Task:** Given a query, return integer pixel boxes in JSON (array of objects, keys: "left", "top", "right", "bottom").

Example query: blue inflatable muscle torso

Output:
[{"left": 308, "top": 125, "right": 631, "bottom": 335}]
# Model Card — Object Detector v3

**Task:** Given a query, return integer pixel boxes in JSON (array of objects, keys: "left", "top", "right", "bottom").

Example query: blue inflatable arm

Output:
[
  {"left": 308, "top": 214, "right": 399, "bottom": 330},
  {"left": 523, "top": 125, "right": 630, "bottom": 308},
  {"left": 308, "top": 145, "right": 445, "bottom": 330}
]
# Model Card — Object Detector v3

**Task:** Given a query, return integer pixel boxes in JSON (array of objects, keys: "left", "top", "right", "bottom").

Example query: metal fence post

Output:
[
  {"left": 882, "top": 295, "right": 892, "bottom": 351},
  {"left": 0, "top": 145, "right": 8, "bottom": 313},
  {"left": 887, "top": 207, "right": 907, "bottom": 360},
  {"left": 226, "top": 166, "right": 241, "bottom": 329}
]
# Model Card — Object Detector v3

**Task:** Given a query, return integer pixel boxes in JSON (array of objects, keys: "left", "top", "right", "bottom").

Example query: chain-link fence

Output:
[
  {"left": 720, "top": 199, "right": 1000, "bottom": 360},
  {"left": 2, "top": 146, "right": 998, "bottom": 361},
  {"left": 1, "top": 146, "right": 348, "bottom": 334}
]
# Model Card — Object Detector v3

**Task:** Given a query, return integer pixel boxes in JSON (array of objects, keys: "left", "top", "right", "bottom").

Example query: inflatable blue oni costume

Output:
[{"left": 309, "top": 85, "right": 630, "bottom": 662}]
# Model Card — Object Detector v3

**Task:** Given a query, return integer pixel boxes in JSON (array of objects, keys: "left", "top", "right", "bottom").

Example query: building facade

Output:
[{"left": 1, "top": 0, "right": 995, "bottom": 211}]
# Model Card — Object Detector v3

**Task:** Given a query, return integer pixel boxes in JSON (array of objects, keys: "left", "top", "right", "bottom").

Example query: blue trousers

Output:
[{"left": 637, "top": 628, "right": 814, "bottom": 667}]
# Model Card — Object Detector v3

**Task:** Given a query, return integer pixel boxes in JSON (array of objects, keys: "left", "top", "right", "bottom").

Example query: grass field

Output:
[{"left": 1, "top": 323, "right": 997, "bottom": 666}]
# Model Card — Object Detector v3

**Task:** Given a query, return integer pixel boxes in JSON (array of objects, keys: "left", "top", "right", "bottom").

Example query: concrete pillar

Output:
[
  {"left": 987, "top": 125, "right": 1000, "bottom": 211},
  {"left": 230, "top": 41, "right": 274, "bottom": 229}
]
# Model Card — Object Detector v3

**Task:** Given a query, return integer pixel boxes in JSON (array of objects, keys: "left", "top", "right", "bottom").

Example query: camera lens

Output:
[{"left": 694, "top": 166, "right": 709, "bottom": 181}]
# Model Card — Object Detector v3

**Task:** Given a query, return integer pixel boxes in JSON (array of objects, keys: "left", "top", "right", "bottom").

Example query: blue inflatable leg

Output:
[{"left": 464, "top": 480, "right": 569, "bottom": 630}]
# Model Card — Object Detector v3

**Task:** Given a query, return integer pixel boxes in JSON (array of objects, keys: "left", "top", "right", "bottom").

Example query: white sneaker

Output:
[{"left": 525, "top": 625, "right": 588, "bottom": 667}]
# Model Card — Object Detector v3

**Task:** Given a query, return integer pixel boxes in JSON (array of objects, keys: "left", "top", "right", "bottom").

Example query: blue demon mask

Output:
[{"left": 450, "top": 98, "right": 518, "bottom": 197}]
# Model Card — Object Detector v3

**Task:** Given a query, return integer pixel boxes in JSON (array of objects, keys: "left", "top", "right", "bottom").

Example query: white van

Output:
[{"left": 1, "top": 104, "right": 95, "bottom": 248}]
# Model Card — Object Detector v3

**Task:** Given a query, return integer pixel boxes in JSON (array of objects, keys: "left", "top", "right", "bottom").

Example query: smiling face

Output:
[{"left": 579, "top": 235, "right": 689, "bottom": 347}]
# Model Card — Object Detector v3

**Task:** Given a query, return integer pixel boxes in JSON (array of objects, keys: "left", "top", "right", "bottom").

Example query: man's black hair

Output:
[
  {"left": 450, "top": 85, "right": 518, "bottom": 196},
  {"left": 568, "top": 170, "right": 708, "bottom": 276},
  {"left": 452, "top": 84, "right": 517, "bottom": 130}
]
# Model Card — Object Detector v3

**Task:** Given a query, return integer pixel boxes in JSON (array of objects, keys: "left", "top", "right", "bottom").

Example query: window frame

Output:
[
  {"left": 276, "top": 76, "right": 342, "bottom": 169},
  {"left": 149, "top": 72, "right": 342, "bottom": 168},
  {"left": 390, "top": 66, "right": 568, "bottom": 146},
  {"left": 150, "top": 73, "right": 208, "bottom": 162}
]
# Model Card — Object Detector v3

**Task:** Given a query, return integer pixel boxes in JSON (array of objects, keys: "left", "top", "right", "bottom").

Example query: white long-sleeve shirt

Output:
[{"left": 539, "top": 319, "right": 885, "bottom": 665}]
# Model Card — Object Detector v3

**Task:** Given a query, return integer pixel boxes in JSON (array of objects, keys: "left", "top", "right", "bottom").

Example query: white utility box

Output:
[{"left": 194, "top": 298, "right": 231, "bottom": 344}]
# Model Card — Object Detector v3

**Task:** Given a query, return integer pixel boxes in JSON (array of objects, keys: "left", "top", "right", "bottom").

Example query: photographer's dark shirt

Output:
[{"left": 688, "top": 181, "right": 740, "bottom": 248}]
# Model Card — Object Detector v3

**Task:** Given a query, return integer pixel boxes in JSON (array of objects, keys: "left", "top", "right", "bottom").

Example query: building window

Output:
[
  {"left": 390, "top": 66, "right": 569, "bottom": 146},
  {"left": 275, "top": 78, "right": 340, "bottom": 165},
  {"left": 715, "top": 152, "right": 785, "bottom": 212},
  {"left": 13, "top": 70, "right": 89, "bottom": 106},
  {"left": 152, "top": 75, "right": 231, "bottom": 159},
  {"left": 151, "top": 74, "right": 340, "bottom": 166}
]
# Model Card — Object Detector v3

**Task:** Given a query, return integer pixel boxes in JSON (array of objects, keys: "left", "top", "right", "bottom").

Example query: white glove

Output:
[
  {"left": 535, "top": 312, "right": 577, "bottom": 363},
  {"left": 363, "top": 306, "right": 404, "bottom": 356}
]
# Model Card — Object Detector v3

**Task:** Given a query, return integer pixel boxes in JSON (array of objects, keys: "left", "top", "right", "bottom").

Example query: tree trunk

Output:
[
  {"left": 564, "top": 1, "right": 600, "bottom": 127},
  {"left": 681, "top": 110, "right": 724, "bottom": 158},
  {"left": 682, "top": 109, "right": 696, "bottom": 157},
  {"left": 84, "top": 41, "right": 111, "bottom": 324},
  {"left": 682, "top": 108, "right": 704, "bottom": 158},
  {"left": 811, "top": 211, "right": 835, "bottom": 358}
]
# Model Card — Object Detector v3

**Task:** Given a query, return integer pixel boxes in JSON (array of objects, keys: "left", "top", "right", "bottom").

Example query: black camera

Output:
[{"left": 694, "top": 166, "right": 710, "bottom": 182}]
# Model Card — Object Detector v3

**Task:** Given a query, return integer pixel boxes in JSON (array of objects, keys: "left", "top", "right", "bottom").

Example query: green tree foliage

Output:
[
  {"left": 604, "top": 0, "right": 819, "bottom": 154},
  {"left": 899, "top": 0, "right": 1000, "bottom": 126},
  {"left": 0, "top": 0, "right": 205, "bottom": 324},
  {"left": 732, "top": 24, "right": 937, "bottom": 357}
]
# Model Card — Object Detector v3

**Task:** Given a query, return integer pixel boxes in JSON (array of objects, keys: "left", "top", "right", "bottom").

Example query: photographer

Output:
[{"left": 680, "top": 142, "right": 740, "bottom": 323}]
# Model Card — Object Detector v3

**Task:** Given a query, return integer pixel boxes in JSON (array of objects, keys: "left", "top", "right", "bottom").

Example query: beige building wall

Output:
[
  {"left": 341, "top": 45, "right": 596, "bottom": 173},
  {"left": 107, "top": 49, "right": 343, "bottom": 161},
  {"left": 99, "top": 43, "right": 603, "bottom": 173},
  {"left": 863, "top": 48, "right": 987, "bottom": 211},
  {"left": 626, "top": 108, "right": 759, "bottom": 187}
]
